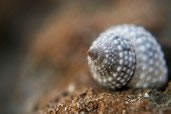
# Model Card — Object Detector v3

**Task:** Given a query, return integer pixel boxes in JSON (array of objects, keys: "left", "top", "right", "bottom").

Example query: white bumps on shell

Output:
[{"left": 87, "top": 24, "right": 168, "bottom": 90}]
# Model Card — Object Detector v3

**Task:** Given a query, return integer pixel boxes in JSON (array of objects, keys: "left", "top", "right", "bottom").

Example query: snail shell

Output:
[{"left": 87, "top": 24, "right": 168, "bottom": 90}]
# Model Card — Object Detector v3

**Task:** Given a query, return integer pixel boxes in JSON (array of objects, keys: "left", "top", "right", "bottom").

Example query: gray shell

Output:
[{"left": 88, "top": 24, "right": 168, "bottom": 89}]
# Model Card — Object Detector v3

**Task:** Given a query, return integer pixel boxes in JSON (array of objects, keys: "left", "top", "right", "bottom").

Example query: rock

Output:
[
  {"left": 144, "top": 93, "right": 150, "bottom": 98},
  {"left": 15, "top": 0, "right": 171, "bottom": 114}
]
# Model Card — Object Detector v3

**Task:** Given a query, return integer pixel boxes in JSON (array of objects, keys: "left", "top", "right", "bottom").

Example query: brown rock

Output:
[{"left": 18, "top": 0, "right": 170, "bottom": 113}]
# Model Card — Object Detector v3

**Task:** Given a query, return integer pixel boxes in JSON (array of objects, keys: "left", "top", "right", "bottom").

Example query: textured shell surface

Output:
[{"left": 88, "top": 24, "right": 168, "bottom": 90}]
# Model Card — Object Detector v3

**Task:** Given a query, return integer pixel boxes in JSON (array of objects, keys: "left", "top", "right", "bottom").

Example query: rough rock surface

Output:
[
  {"left": 15, "top": 0, "right": 171, "bottom": 114},
  {"left": 36, "top": 75, "right": 171, "bottom": 114}
]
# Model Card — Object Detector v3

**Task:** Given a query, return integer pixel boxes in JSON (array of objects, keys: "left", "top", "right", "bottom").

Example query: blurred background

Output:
[{"left": 0, "top": 0, "right": 171, "bottom": 114}]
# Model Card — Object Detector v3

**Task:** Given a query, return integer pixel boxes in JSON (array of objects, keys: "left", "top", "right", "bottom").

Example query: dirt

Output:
[{"left": 34, "top": 74, "right": 171, "bottom": 114}]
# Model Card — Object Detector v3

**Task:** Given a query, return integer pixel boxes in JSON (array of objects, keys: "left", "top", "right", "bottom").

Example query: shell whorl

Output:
[{"left": 88, "top": 24, "right": 168, "bottom": 90}]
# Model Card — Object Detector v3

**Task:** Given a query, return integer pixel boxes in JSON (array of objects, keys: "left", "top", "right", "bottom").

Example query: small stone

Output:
[
  {"left": 144, "top": 93, "right": 150, "bottom": 98},
  {"left": 122, "top": 109, "right": 127, "bottom": 114}
]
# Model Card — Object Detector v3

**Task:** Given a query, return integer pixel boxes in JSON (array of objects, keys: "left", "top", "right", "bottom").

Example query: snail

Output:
[{"left": 87, "top": 24, "right": 168, "bottom": 90}]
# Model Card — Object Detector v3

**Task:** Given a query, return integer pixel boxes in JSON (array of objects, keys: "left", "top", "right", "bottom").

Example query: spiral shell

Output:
[{"left": 87, "top": 24, "right": 168, "bottom": 90}]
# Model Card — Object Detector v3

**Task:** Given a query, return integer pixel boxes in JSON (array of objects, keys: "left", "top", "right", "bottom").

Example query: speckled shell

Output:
[{"left": 88, "top": 24, "right": 168, "bottom": 90}]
